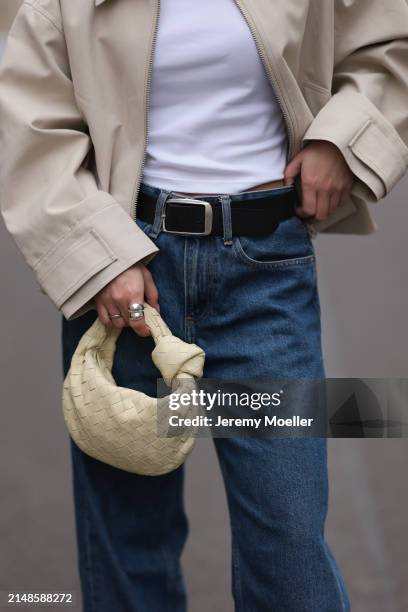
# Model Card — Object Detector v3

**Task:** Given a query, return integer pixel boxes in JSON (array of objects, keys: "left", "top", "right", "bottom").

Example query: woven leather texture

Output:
[{"left": 62, "top": 303, "right": 205, "bottom": 475}]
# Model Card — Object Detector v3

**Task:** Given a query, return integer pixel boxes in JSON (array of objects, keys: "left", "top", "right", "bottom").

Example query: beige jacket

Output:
[{"left": 1, "top": 0, "right": 408, "bottom": 320}]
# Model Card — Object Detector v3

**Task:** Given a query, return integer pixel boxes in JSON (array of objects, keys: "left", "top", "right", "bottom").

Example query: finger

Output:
[
  {"left": 120, "top": 294, "right": 151, "bottom": 337},
  {"left": 297, "top": 181, "right": 317, "bottom": 219},
  {"left": 128, "top": 312, "right": 151, "bottom": 337},
  {"left": 315, "top": 190, "right": 330, "bottom": 221},
  {"left": 329, "top": 190, "right": 342, "bottom": 215},
  {"left": 338, "top": 189, "right": 348, "bottom": 207},
  {"left": 105, "top": 300, "right": 126, "bottom": 329},
  {"left": 296, "top": 207, "right": 315, "bottom": 219},
  {"left": 284, "top": 152, "right": 303, "bottom": 185},
  {"left": 284, "top": 176, "right": 295, "bottom": 187},
  {"left": 142, "top": 267, "right": 160, "bottom": 311},
  {"left": 97, "top": 302, "right": 113, "bottom": 327}
]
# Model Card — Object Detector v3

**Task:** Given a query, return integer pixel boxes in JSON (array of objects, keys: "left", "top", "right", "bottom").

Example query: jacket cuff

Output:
[
  {"left": 59, "top": 249, "right": 158, "bottom": 320},
  {"left": 302, "top": 90, "right": 408, "bottom": 201},
  {"left": 34, "top": 195, "right": 159, "bottom": 319}
]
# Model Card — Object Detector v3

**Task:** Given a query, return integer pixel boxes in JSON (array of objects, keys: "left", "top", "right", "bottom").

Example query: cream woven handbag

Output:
[{"left": 62, "top": 303, "right": 205, "bottom": 475}]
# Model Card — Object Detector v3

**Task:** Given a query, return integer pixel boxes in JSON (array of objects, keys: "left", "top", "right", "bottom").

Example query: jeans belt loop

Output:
[
  {"left": 220, "top": 194, "right": 233, "bottom": 246},
  {"left": 149, "top": 189, "right": 172, "bottom": 238}
]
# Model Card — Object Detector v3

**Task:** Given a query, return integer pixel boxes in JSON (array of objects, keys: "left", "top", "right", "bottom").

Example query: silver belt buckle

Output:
[{"left": 162, "top": 197, "right": 213, "bottom": 236}]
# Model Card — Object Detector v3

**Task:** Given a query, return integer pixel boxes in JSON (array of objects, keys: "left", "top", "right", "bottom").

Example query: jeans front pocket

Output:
[{"left": 232, "top": 215, "right": 315, "bottom": 270}]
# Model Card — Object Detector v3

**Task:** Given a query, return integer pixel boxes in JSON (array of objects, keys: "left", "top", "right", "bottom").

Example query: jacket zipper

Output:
[
  {"left": 130, "top": 0, "right": 296, "bottom": 221},
  {"left": 233, "top": 0, "right": 295, "bottom": 163},
  {"left": 129, "top": 0, "right": 161, "bottom": 222}
]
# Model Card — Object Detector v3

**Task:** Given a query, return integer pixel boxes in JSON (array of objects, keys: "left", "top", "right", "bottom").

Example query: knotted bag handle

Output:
[
  {"left": 142, "top": 302, "right": 172, "bottom": 343},
  {"left": 80, "top": 303, "right": 205, "bottom": 389}
]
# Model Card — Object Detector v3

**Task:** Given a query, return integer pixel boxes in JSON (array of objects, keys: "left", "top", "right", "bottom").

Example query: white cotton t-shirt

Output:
[{"left": 141, "top": 0, "right": 288, "bottom": 194}]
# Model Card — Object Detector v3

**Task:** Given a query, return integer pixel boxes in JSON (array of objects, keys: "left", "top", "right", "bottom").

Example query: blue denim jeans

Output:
[{"left": 62, "top": 183, "right": 350, "bottom": 612}]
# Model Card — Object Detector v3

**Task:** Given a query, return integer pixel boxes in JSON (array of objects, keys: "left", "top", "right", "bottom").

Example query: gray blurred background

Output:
[{"left": 0, "top": 2, "right": 407, "bottom": 610}]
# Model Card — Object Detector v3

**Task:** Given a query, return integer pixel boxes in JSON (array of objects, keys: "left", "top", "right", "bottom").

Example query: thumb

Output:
[{"left": 283, "top": 152, "right": 303, "bottom": 185}]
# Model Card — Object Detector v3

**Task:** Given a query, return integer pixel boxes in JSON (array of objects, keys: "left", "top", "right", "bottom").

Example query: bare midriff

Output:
[{"left": 173, "top": 177, "right": 294, "bottom": 196}]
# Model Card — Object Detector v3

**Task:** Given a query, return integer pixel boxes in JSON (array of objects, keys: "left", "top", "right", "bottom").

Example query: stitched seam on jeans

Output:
[
  {"left": 194, "top": 238, "right": 221, "bottom": 323},
  {"left": 162, "top": 472, "right": 186, "bottom": 602},
  {"left": 183, "top": 240, "right": 195, "bottom": 343},
  {"left": 322, "top": 538, "right": 349, "bottom": 611},
  {"left": 232, "top": 239, "right": 315, "bottom": 269},
  {"left": 216, "top": 451, "right": 245, "bottom": 611},
  {"left": 312, "top": 263, "right": 322, "bottom": 321},
  {"left": 80, "top": 464, "right": 99, "bottom": 612}
]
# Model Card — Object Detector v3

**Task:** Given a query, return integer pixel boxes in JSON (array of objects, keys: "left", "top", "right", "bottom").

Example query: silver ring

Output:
[
  {"left": 129, "top": 311, "right": 145, "bottom": 321},
  {"left": 128, "top": 302, "right": 144, "bottom": 312},
  {"left": 109, "top": 313, "right": 123, "bottom": 320}
]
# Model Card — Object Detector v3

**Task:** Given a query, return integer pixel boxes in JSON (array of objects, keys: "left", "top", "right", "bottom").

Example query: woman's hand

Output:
[
  {"left": 94, "top": 263, "right": 159, "bottom": 337},
  {"left": 284, "top": 140, "right": 354, "bottom": 222}
]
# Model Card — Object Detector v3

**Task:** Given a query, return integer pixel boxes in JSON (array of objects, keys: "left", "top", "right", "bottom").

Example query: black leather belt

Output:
[{"left": 136, "top": 187, "right": 299, "bottom": 237}]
